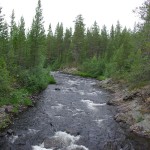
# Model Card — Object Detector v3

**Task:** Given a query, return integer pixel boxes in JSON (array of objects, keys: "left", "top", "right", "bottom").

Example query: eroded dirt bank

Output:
[{"left": 98, "top": 78, "right": 150, "bottom": 148}]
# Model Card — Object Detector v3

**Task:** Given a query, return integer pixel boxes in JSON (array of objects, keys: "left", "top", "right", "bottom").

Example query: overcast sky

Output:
[{"left": 0, "top": 0, "right": 145, "bottom": 32}]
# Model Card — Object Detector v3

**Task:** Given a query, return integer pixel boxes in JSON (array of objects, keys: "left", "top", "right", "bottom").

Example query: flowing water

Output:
[{"left": 0, "top": 72, "right": 145, "bottom": 150}]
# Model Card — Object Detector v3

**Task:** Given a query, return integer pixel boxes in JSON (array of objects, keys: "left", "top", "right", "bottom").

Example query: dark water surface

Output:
[{"left": 0, "top": 72, "right": 144, "bottom": 150}]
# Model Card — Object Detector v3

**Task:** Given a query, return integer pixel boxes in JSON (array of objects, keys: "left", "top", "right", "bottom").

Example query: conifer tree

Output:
[
  {"left": 1, "top": 22, "right": 9, "bottom": 59},
  {"left": 100, "top": 25, "right": 108, "bottom": 55},
  {"left": 54, "top": 22, "right": 64, "bottom": 63},
  {"left": 17, "top": 16, "right": 26, "bottom": 67},
  {"left": 63, "top": 27, "right": 72, "bottom": 64},
  {"left": 85, "top": 28, "right": 93, "bottom": 58},
  {"left": 0, "top": 7, "right": 4, "bottom": 36},
  {"left": 92, "top": 21, "right": 100, "bottom": 58},
  {"left": 46, "top": 24, "right": 54, "bottom": 65},
  {"left": 8, "top": 10, "right": 17, "bottom": 72},
  {"left": 72, "top": 14, "right": 85, "bottom": 64},
  {"left": 29, "top": 0, "right": 45, "bottom": 68}
]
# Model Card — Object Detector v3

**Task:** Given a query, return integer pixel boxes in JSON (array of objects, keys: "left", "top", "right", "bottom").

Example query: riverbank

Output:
[
  {"left": 98, "top": 79, "right": 150, "bottom": 139},
  {"left": 0, "top": 69, "right": 56, "bottom": 131},
  {"left": 0, "top": 93, "right": 39, "bottom": 131}
]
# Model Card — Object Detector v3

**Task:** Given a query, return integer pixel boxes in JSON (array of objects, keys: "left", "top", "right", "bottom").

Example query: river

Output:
[{"left": 0, "top": 72, "right": 137, "bottom": 150}]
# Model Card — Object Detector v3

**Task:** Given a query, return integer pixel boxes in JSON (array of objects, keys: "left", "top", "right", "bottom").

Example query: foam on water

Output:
[
  {"left": 62, "top": 87, "right": 76, "bottom": 93},
  {"left": 53, "top": 131, "right": 88, "bottom": 150},
  {"left": 94, "top": 119, "right": 104, "bottom": 126},
  {"left": 28, "top": 129, "right": 39, "bottom": 134},
  {"left": 76, "top": 108, "right": 83, "bottom": 112},
  {"left": 87, "top": 92, "right": 97, "bottom": 96},
  {"left": 32, "top": 131, "right": 88, "bottom": 150},
  {"left": 54, "top": 115, "right": 63, "bottom": 119},
  {"left": 32, "top": 143, "right": 52, "bottom": 150},
  {"left": 32, "top": 145, "right": 52, "bottom": 150},
  {"left": 67, "top": 80, "right": 79, "bottom": 85},
  {"left": 54, "top": 131, "right": 80, "bottom": 145},
  {"left": 51, "top": 104, "right": 64, "bottom": 110},
  {"left": 9, "top": 135, "right": 18, "bottom": 143},
  {"left": 66, "top": 144, "right": 89, "bottom": 150},
  {"left": 72, "top": 108, "right": 85, "bottom": 116},
  {"left": 81, "top": 99, "right": 106, "bottom": 110},
  {"left": 79, "top": 91, "right": 85, "bottom": 95}
]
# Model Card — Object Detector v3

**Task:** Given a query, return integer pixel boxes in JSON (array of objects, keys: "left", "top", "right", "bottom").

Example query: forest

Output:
[{"left": 0, "top": 0, "right": 150, "bottom": 107}]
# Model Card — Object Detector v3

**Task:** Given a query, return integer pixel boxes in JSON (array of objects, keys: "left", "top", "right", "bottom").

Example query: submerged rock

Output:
[
  {"left": 7, "top": 129, "right": 14, "bottom": 135},
  {"left": 55, "top": 88, "right": 61, "bottom": 91}
]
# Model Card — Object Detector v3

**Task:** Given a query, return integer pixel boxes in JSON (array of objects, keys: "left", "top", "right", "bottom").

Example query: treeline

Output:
[
  {"left": 46, "top": 1, "right": 150, "bottom": 87},
  {"left": 0, "top": 0, "right": 55, "bottom": 107},
  {"left": 0, "top": 0, "right": 150, "bottom": 106}
]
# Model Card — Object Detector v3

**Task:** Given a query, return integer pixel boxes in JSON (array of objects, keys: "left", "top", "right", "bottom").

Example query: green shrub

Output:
[
  {"left": 23, "top": 98, "right": 32, "bottom": 106},
  {"left": 79, "top": 56, "right": 106, "bottom": 78},
  {"left": 0, "top": 58, "right": 11, "bottom": 96},
  {"left": 74, "top": 71, "right": 93, "bottom": 78},
  {"left": 18, "top": 67, "right": 56, "bottom": 92},
  {"left": 97, "top": 75, "right": 106, "bottom": 81},
  {"left": 49, "top": 75, "right": 56, "bottom": 84},
  {"left": 127, "top": 49, "right": 150, "bottom": 87},
  {"left": 51, "top": 59, "right": 62, "bottom": 70},
  {"left": 10, "top": 89, "right": 31, "bottom": 105},
  {"left": 0, "top": 88, "right": 32, "bottom": 106}
]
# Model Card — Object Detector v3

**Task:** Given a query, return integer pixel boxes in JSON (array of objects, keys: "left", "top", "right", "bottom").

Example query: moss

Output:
[
  {"left": 97, "top": 75, "right": 107, "bottom": 81},
  {"left": 136, "top": 115, "right": 144, "bottom": 123},
  {"left": 12, "top": 106, "right": 19, "bottom": 114}
]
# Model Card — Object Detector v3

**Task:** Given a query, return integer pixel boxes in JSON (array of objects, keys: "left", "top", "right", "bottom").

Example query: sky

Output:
[{"left": 0, "top": 0, "right": 145, "bottom": 32}]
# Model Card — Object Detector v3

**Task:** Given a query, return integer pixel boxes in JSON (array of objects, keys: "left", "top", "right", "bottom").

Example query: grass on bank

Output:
[{"left": 0, "top": 66, "right": 56, "bottom": 108}]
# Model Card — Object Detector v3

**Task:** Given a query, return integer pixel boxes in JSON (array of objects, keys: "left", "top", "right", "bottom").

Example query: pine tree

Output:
[
  {"left": 91, "top": 21, "right": 100, "bottom": 58},
  {"left": 72, "top": 14, "right": 85, "bottom": 64},
  {"left": 29, "top": 0, "right": 45, "bottom": 68},
  {"left": 85, "top": 28, "right": 93, "bottom": 58},
  {"left": 0, "top": 7, "right": 5, "bottom": 56},
  {"left": 1, "top": 22, "right": 9, "bottom": 59},
  {"left": 138, "top": 0, "right": 150, "bottom": 55},
  {"left": 46, "top": 24, "right": 54, "bottom": 66},
  {"left": 106, "top": 25, "right": 115, "bottom": 60},
  {"left": 54, "top": 22, "right": 64, "bottom": 63},
  {"left": 8, "top": 10, "right": 17, "bottom": 72},
  {"left": 63, "top": 27, "right": 72, "bottom": 64},
  {"left": 0, "top": 7, "right": 4, "bottom": 35},
  {"left": 17, "top": 16, "right": 26, "bottom": 67},
  {"left": 100, "top": 25, "right": 108, "bottom": 55}
]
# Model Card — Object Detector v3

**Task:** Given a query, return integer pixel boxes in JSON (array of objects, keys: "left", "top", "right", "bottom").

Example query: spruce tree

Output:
[
  {"left": 46, "top": 24, "right": 54, "bottom": 66},
  {"left": 85, "top": 28, "right": 93, "bottom": 58},
  {"left": 92, "top": 21, "right": 100, "bottom": 58},
  {"left": 100, "top": 25, "right": 108, "bottom": 55},
  {"left": 17, "top": 16, "right": 26, "bottom": 67},
  {"left": 72, "top": 14, "right": 85, "bottom": 64},
  {"left": 29, "top": 0, "right": 45, "bottom": 68},
  {"left": 63, "top": 27, "right": 72, "bottom": 64},
  {"left": 54, "top": 22, "right": 64, "bottom": 63},
  {"left": 8, "top": 10, "right": 17, "bottom": 72}
]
